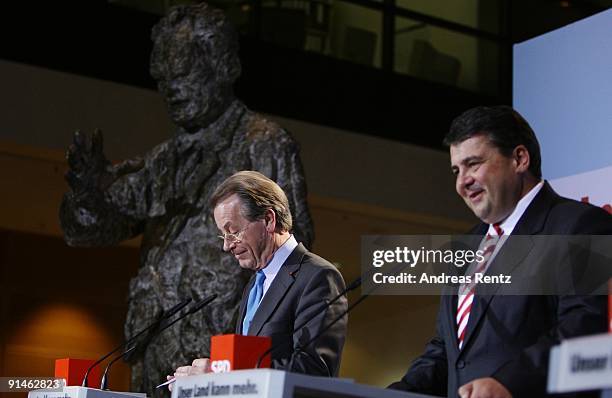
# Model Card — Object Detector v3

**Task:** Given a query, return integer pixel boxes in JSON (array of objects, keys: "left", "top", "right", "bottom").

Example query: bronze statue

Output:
[{"left": 59, "top": 3, "right": 313, "bottom": 395}]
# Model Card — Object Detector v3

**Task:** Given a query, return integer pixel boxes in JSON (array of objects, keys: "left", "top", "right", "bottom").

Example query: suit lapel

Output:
[
  {"left": 236, "top": 276, "right": 255, "bottom": 334},
  {"left": 461, "top": 235, "right": 534, "bottom": 349},
  {"left": 458, "top": 182, "right": 557, "bottom": 353},
  {"left": 512, "top": 181, "right": 557, "bottom": 235},
  {"left": 444, "top": 292, "right": 460, "bottom": 358},
  {"left": 248, "top": 244, "right": 306, "bottom": 336}
]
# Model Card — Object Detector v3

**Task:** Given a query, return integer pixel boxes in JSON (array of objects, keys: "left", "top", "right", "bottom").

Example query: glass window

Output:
[
  {"left": 324, "top": 1, "right": 383, "bottom": 68},
  {"left": 395, "top": 0, "right": 502, "bottom": 34},
  {"left": 394, "top": 16, "right": 500, "bottom": 95}
]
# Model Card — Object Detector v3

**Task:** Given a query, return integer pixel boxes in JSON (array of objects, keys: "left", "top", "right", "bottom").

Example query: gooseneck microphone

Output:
[
  {"left": 286, "top": 262, "right": 418, "bottom": 370},
  {"left": 81, "top": 297, "right": 193, "bottom": 387},
  {"left": 99, "top": 294, "right": 218, "bottom": 390},
  {"left": 253, "top": 254, "right": 416, "bottom": 371},
  {"left": 285, "top": 262, "right": 415, "bottom": 372},
  {"left": 99, "top": 346, "right": 136, "bottom": 390},
  {"left": 153, "top": 294, "right": 218, "bottom": 333},
  {"left": 255, "top": 276, "right": 362, "bottom": 369},
  {"left": 290, "top": 293, "right": 368, "bottom": 363}
]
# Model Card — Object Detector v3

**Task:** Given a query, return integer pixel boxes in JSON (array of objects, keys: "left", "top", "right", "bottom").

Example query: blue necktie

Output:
[{"left": 242, "top": 271, "right": 266, "bottom": 335}]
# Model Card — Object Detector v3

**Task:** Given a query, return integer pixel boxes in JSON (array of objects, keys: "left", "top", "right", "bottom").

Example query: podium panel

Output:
[
  {"left": 171, "top": 369, "right": 435, "bottom": 398},
  {"left": 28, "top": 386, "right": 146, "bottom": 398}
]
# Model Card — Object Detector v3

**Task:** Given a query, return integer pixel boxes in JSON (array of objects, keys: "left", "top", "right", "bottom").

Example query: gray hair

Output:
[{"left": 211, "top": 171, "right": 293, "bottom": 233}]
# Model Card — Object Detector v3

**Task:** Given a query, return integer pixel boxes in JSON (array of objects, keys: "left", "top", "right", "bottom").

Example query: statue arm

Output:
[{"left": 59, "top": 130, "right": 148, "bottom": 247}]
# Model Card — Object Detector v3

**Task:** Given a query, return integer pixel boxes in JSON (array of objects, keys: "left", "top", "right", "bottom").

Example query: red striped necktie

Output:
[{"left": 456, "top": 224, "right": 503, "bottom": 349}]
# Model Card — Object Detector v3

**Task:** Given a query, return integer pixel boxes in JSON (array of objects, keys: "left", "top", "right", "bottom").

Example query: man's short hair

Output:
[
  {"left": 150, "top": 2, "right": 241, "bottom": 86},
  {"left": 211, "top": 171, "right": 293, "bottom": 233},
  {"left": 444, "top": 105, "right": 542, "bottom": 179}
]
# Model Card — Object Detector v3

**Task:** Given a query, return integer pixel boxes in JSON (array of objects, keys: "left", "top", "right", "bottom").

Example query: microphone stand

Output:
[
  {"left": 287, "top": 259, "right": 424, "bottom": 366},
  {"left": 97, "top": 294, "right": 218, "bottom": 389},
  {"left": 290, "top": 294, "right": 368, "bottom": 362},
  {"left": 255, "top": 276, "right": 362, "bottom": 368},
  {"left": 100, "top": 346, "right": 136, "bottom": 390},
  {"left": 254, "top": 261, "right": 399, "bottom": 370},
  {"left": 81, "top": 298, "right": 192, "bottom": 387}
]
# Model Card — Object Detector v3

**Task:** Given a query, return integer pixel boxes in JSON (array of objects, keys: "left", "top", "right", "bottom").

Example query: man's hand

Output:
[
  {"left": 458, "top": 377, "right": 512, "bottom": 398},
  {"left": 168, "top": 358, "right": 211, "bottom": 391},
  {"left": 175, "top": 358, "right": 211, "bottom": 376}
]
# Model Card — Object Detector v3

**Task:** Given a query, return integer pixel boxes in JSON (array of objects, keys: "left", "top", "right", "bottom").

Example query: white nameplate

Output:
[
  {"left": 548, "top": 333, "right": 612, "bottom": 393},
  {"left": 171, "top": 369, "right": 283, "bottom": 398}
]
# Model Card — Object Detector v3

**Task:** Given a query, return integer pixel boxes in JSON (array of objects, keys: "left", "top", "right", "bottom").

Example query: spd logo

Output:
[{"left": 210, "top": 359, "right": 231, "bottom": 373}]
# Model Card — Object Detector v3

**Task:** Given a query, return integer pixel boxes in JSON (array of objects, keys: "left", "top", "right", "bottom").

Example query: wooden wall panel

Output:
[{"left": 0, "top": 230, "right": 138, "bottom": 397}]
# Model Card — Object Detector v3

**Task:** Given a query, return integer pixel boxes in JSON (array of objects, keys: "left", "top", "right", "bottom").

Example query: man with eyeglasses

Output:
[
  {"left": 170, "top": 170, "right": 348, "bottom": 380},
  {"left": 60, "top": 4, "right": 315, "bottom": 392}
]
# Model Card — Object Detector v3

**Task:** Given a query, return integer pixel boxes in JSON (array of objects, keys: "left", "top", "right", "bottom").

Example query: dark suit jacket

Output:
[
  {"left": 235, "top": 243, "right": 348, "bottom": 376},
  {"left": 389, "top": 182, "right": 612, "bottom": 397}
]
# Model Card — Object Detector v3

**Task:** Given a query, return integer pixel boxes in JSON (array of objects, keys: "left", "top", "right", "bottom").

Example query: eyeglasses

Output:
[{"left": 217, "top": 221, "right": 254, "bottom": 244}]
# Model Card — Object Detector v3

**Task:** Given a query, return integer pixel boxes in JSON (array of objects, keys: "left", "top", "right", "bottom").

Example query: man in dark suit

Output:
[
  {"left": 171, "top": 170, "right": 347, "bottom": 380},
  {"left": 389, "top": 106, "right": 612, "bottom": 398}
]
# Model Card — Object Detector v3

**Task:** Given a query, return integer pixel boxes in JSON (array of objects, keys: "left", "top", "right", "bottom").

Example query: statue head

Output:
[{"left": 150, "top": 3, "right": 241, "bottom": 132}]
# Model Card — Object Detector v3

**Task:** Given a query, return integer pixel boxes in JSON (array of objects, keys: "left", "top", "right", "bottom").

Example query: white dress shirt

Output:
[
  {"left": 261, "top": 235, "right": 298, "bottom": 297},
  {"left": 485, "top": 180, "right": 544, "bottom": 262}
]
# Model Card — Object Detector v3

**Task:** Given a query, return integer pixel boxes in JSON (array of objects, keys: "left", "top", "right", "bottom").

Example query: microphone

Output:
[
  {"left": 282, "top": 262, "right": 416, "bottom": 371},
  {"left": 156, "top": 294, "right": 218, "bottom": 331},
  {"left": 289, "top": 293, "right": 368, "bottom": 367},
  {"left": 98, "top": 294, "right": 217, "bottom": 390},
  {"left": 99, "top": 346, "right": 136, "bottom": 390},
  {"left": 255, "top": 275, "right": 362, "bottom": 369},
  {"left": 295, "top": 276, "right": 361, "bottom": 333},
  {"left": 126, "top": 298, "right": 195, "bottom": 359},
  {"left": 81, "top": 297, "right": 192, "bottom": 387},
  {"left": 284, "top": 261, "right": 423, "bottom": 370}
]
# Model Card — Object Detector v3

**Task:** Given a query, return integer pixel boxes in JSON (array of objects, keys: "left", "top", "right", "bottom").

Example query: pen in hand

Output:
[
  {"left": 159, "top": 358, "right": 211, "bottom": 390},
  {"left": 155, "top": 377, "right": 175, "bottom": 389}
]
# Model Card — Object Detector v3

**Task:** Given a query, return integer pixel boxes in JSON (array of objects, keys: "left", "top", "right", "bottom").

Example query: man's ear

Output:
[
  {"left": 514, "top": 145, "right": 531, "bottom": 174},
  {"left": 264, "top": 209, "right": 277, "bottom": 233}
]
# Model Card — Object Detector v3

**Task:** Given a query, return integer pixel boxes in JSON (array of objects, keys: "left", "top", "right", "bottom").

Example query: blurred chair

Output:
[
  {"left": 409, "top": 39, "right": 461, "bottom": 86},
  {"left": 260, "top": 7, "right": 307, "bottom": 49},
  {"left": 255, "top": 0, "right": 331, "bottom": 52},
  {"left": 343, "top": 26, "right": 377, "bottom": 66},
  {"left": 305, "top": 0, "right": 331, "bottom": 52}
]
